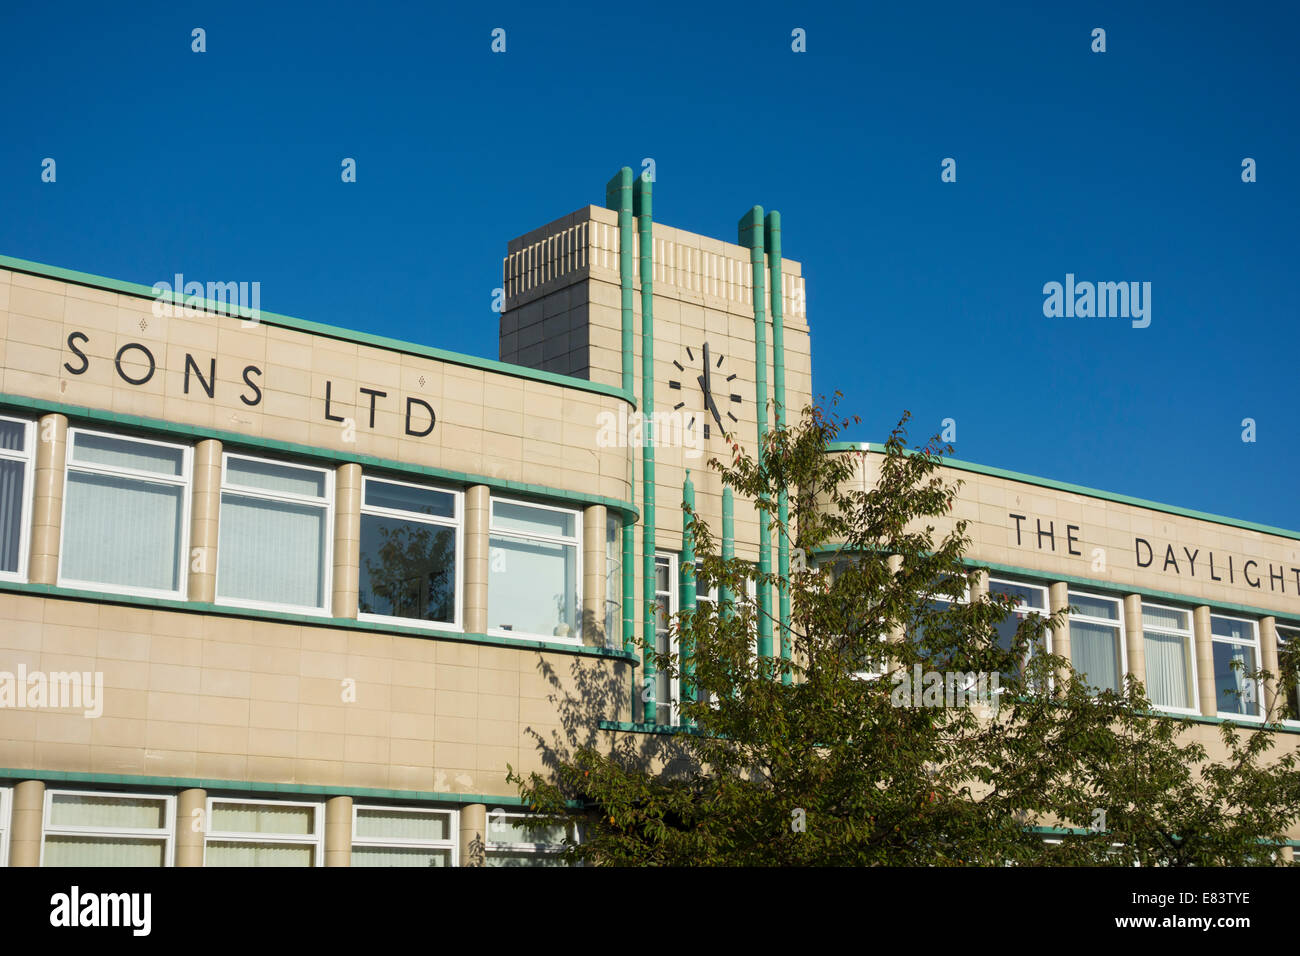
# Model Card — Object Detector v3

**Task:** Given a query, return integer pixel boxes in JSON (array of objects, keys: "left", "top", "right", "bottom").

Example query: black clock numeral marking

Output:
[
  {"left": 687, "top": 416, "right": 695, "bottom": 430},
  {"left": 673, "top": 361, "right": 684, "bottom": 372},
  {"left": 673, "top": 402, "right": 685, "bottom": 410},
  {"left": 728, "top": 412, "right": 738, "bottom": 422},
  {"left": 716, "top": 353, "right": 725, "bottom": 367},
  {"left": 703, "top": 423, "right": 710, "bottom": 439},
  {"left": 730, "top": 393, "right": 742, "bottom": 403},
  {"left": 668, "top": 380, "right": 681, "bottom": 390},
  {"left": 726, "top": 373, "right": 737, "bottom": 382},
  {"left": 686, "top": 347, "right": 694, "bottom": 362}
]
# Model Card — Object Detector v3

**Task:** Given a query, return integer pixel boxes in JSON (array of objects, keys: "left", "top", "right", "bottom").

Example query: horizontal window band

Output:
[
  {"left": 0, "top": 767, "right": 585, "bottom": 810},
  {"left": 0, "top": 579, "right": 640, "bottom": 665},
  {"left": 0, "top": 392, "right": 639, "bottom": 524}
]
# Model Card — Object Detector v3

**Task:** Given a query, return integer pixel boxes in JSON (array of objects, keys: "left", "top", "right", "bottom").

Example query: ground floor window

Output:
[
  {"left": 484, "top": 811, "right": 574, "bottom": 867},
  {"left": 204, "top": 798, "right": 323, "bottom": 866},
  {"left": 351, "top": 805, "right": 457, "bottom": 866},
  {"left": 42, "top": 790, "right": 174, "bottom": 867}
]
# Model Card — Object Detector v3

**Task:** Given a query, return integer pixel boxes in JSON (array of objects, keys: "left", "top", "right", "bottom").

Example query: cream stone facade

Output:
[{"left": 0, "top": 170, "right": 1296, "bottom": 865}]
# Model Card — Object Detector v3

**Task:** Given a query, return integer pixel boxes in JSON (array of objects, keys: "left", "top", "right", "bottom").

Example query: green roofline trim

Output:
[
  {"left": 826, "top": 441, "right": 1300, "bottom": 540},
  {"left": 0, "top": 580, "right": 641, "bottom": 666},
  {"left": 0, "top": 392, "right": 639, "bottom": 524},
  {"left": 0, "top": 767, "right": 585, "bottom": 810},
  {"left": 0, "top": 253, "right": 636, "bottom": 408}
]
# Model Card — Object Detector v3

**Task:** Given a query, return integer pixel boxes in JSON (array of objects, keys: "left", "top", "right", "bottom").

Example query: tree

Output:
[{"left": 508, "top": 399, "right": 1300, "bottom": 865}]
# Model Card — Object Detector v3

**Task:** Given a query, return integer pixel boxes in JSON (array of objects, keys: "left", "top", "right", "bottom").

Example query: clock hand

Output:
[
  {"left": 698, "top": 375, "right": 725, "bottom": 432},
  {"left": 701, "top": 342, "right": 712, "bottom": 394}
]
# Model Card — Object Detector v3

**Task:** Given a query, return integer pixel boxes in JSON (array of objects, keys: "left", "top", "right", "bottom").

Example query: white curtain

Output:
[
  {"left": 205, "top": 841, "right": 314, "bottom": 866},
  {"left": 1144, "top": 632, "right": 1190, "bottom": 708},
  {"left": 0, "top": 459, "right": 23, "bottom": 573},
  {"left": 211, "top": 802, "right": 313, "bottom": 836},
  {"left": 355, "top": 809, "right": 449, "bottom": 841},
  {"left": 49, "top": 794, "right": 165, "bottom": 829},
  {"left": 44, "top": 836, "right": 166, "bottom": 866},
  {"left": 352, "top": 846, "right": 451, "bottom": 867},
  {"left": 218, "top": 494, "right": 325, "bottom": 608},
  {"left": 62, "top": 473, "right": 183, "bottom": 591},
  {"left": 1070, "top": 621, "right": 1120, "bottom": 693}
]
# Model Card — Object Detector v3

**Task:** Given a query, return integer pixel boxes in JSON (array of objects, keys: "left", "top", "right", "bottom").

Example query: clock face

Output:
[{"left": 667, "top": 341, "right": 743, "bottom": 439}]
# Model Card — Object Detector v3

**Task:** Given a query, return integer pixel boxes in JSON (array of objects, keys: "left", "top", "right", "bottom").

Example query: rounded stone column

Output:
[
  {"left": 325, "top": 795, "right": 353, "bottom": 866},
  {"left": 459, "top": 803, "right": 487, "bottom": 867},
  {"left": 188, "top": 441, "right": 221, "bottom": 602},
  {"left": 28, "top": 414, "right": 67, "bottom": 585},
  {"left": 464, "top": 486, "right": 490, "bottom": 633},
  {"left": 332, "top": 464, "right": 362, "bottom": 619},
  {"left": 1194, "top": 606, "right": 1216, "bottom": 717},
  {"left": 1123, "top": 594, "right": 1145, "bottom": 691},
  {"left": 9, "top": 780, "right": 45, "bottom": 867},
  {"left": 175, "top": 788, "right": 207, "bottom": 866}
]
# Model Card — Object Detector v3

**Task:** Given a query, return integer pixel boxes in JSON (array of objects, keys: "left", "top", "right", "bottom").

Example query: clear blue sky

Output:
[{"left": 2, "top": 1, "right": 1296, "bottom": 528}]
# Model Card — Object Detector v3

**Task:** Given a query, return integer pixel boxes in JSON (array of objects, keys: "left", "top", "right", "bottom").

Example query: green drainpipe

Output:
[
  {"left": 767, "top": 211, "right": 791, "bottom": 684},
  {"left": 636, "top": 175, "right": 656, "bottom": 723},
  {"left": 720, "top": 486, "right": 734, "bottom": 620},
  {"left": 739, "top": 206, "right": 772, "bottom": 671},
  {"left": 680, "top": 471, "right": 697, "bottom": 723},
  {"left": 605, "top": 170, "right": 637, "bottom": 711}
]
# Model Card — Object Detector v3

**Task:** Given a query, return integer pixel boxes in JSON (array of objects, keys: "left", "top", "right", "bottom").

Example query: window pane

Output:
[
  {"left": 211, "top": 802, "right": 314, "bottom": 835},
  {"left": 1211, "top": 616, "right": 1253, "bottom": 642},
  {"left": 0, "top": 458, "right": 24, "bottom": 573},
  {"left": 1144, "top": 632, "right": 1194, "bottom": 710},
  {"left": 44, "top": 836, "right": 166, "bottom": 866},
  {"left": 492, "top": 501, "right": 575, "bottom": 538},
  {"left": 218, "top": 494, "right": 326, "bottom": 608},
  {"left": 355, "top": 808, "right": 450, "bottom": 842},
  {"left": 358, "top": 516, "right": 456, "bottom": 623},
  {"left": 989, "top": 581, "right": 1046, "bottom": 610},
  {"left": 485, "top": 851, "right": 568, "bottom": 867},
  {"left": 1142, "top": 605, "right": 1189, "bottom": 631},
  {"left": 73, "top": 433, "right": 183, "bottom": 476},
  {"left": 1070, "top": 620, "right": 1121, "bottom": 693},
  {"left": 49, "top": 794, "right": 166, "bottom": 829},
  {"left": 487, "top": 535, "right": 577, "bottom": 637},
  {"left": 364, "top": 480, "right": 454, "bottom": 518},
  {"left": 488, "top": 818, "right": 569, "bottom": 844},
  {"left": 226, "top": 457, "right": 325, "bottom": 498},
  {"left": 62, "top": 473, "right": 184, "bottom": 591},
  {"left": 1069, "top": 593, "right": 1119, "bottom": 620},
  {"left": 1212, "top": 641, "right": 1260, "bottom": 715},
  {"left": 352, "top": 846, "right": 451, "bottom": 867},
  {"left": 0, "top": 419, "right": 26, "bottom": 452},
  {"left": 205, "top": 841, "right": 314, "bottom": 866}
]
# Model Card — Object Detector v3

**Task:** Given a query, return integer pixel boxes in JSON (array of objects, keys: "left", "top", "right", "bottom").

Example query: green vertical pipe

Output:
[
  {"left": 720, "top": 487, "right": 735, "bottom": 620},
  {"left": 739, "top": 207, "right": 772, "bottom": 669},
  {"left": 606, "top": 170, "right": 638, "bottom": 712},
  {"left": 680, "top": 471, "right": 697, "bottom": 720},
  {"left": 604, "top": 168, "right": 635, "bottom": 397},
  {"left": 767, "top": 211, "right": 792, "bottom": 684},
  {"left": 636, "top": 176, "right": 656, "bottom": 723}
]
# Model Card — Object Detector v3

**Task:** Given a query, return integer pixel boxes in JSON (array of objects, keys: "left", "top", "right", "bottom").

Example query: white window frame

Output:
[
  {"left": 1275, "top": 623, "right": 1300, "bottom": 728},
  {"left": 486, "top": 496, "right": 583, "bottom": 644},
  {"left": 654, "top": 552, "right": 682, "bottom": 726},
  {"left": 484, "top": 810, "right": 576, "bottom": 866},
  {"left": 1066, "top": 590, "right": 1128, "bottom": 695},
  {"left": 58, "top": 427, "right": 193, "bottom": 600},
  {"left": 203, "top": 796, "right": 325, "bottom": 867},
  {"left": 1140, "top": 601, "right": 1200, "bottom": 716},
  {"left": 350, "top": 803, "right": 459, "bottom": 866},
  {"left": 1210, "top": 613, "right": 1264, "bottom": 721},
  {"left": 0, "top": 784, "right": 11, "bottom": 866},
  {"left": 40, "top": 788, "right": 176, "bottom": 867},
  {"left": 215, "top": 452, "right": 334, "bottom": 616},
  {"left": 0, "top": 415, "right": 34, "bottom": 583},
  {"left": 357, "top": 475, "right": 463, "bottom": 632}
]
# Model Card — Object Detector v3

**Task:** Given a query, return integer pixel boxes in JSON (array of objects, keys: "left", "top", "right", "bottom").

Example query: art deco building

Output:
[{"left": 0, "top": 170, "right": 1295, "bottom": 865}]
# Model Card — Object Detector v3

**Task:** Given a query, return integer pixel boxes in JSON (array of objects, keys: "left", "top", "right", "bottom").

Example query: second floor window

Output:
[
  {"left": 1068, "top": 591, "right": 1125, "bottom": 695},
  {"left": 0, "top": 415, "right": 33, "bottom": 580},
  {"left": 358, "top": 477, "right": 460, "bottom": 629},
  {"left": 487, "top": 498, "right": 580, "bottom": 641},
  {"left": 60, "top": 429, "right": 191, "bottom": 598},
  {"left": 1211, "top": 614, "right": 1261, "bottom": 719},
  {"left": 1141, "top": 604, "right": 1197, "bottom": 713}
]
